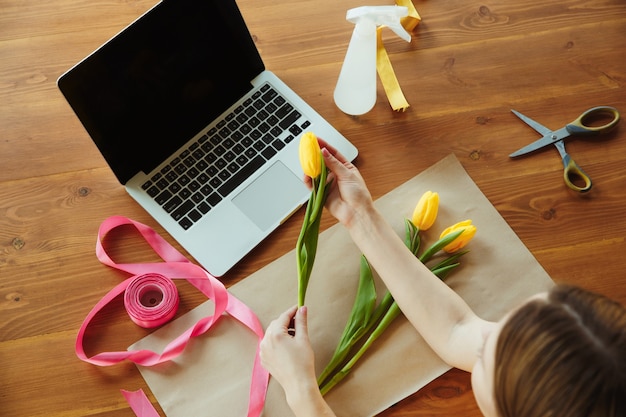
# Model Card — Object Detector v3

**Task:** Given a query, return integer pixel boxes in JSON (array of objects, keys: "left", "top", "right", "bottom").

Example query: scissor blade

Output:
[
  {"left": 510, "top": 109, "right": 556, "bottom": 158},
  {"left": 509, "top": 136, "right": 556, "bottom": 157},
  {"left": 511, "top": 109, "right": 553, "bottom": 136}
]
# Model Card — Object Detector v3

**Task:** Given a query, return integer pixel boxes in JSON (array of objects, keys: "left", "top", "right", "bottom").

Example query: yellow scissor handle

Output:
[
  {"left": 565, "top": 106, "right": 620, "bottom": 136},
  {"left": 563, "top": 154, "right": 592, "bottom": 193}
]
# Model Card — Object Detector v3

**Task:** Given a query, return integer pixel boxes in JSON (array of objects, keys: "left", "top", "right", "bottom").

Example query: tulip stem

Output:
[{"left": 296, "top": 153, "right": 329, "bottom": 307}]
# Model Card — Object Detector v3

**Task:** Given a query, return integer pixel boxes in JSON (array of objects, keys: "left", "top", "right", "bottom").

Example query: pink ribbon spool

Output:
[{"left": 123, "top": 273, "right": 179, "bottom": 328}]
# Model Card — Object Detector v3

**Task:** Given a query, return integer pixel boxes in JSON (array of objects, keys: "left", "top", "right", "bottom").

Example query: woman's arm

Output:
[{"left": 321, "top": 145, "right": 490, "bottom": 372}]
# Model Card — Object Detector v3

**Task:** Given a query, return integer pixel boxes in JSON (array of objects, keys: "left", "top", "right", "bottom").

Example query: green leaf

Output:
[
  {"left": 404, "top": 219, "right": 421, "bottom": 256},
  {"left": 419, "top": 229, "right": 463, "bottom": 263},
  {"left": 319, "top": 302, "right": 402, "bottom": 395},
  {"left": 431, "top": 263, "right": 460, "bottom": 280},
  {"left": 430, "top": 250, "right": 468, "bottom": 272},
  {"left": 317, "top": 255, "right": 377, "bottom": 385}
]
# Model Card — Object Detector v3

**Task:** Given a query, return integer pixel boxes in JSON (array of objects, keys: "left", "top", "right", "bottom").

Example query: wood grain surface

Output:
[{"left": 1, "top": 0, "right": 625, "bottom": 416}]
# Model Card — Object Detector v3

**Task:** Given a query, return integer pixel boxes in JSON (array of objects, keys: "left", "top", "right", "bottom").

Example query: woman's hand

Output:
[
  {"left": 313, "top": 139, "right": 375, "bottom": 230},
  {"left": 260, "top": 306, "right": 337, "bottom": 417},
  {"left": 260, "top": 306, "right": 316, "bottom": 388}
]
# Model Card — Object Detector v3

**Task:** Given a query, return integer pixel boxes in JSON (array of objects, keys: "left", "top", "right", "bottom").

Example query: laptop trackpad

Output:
[{"left": 232, "top": 161, "right": 307, "bottom": 231}]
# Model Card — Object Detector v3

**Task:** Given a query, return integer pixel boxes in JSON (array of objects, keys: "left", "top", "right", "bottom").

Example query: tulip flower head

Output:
[
  {"left": 411, "top": 191, "right": 439, "bottom": 231},
  {"left": 439, "top": 220, "right": 477, "bottom": 253},
  {"left": 299, "top": 132, "right": 322, "bottom": 179}
]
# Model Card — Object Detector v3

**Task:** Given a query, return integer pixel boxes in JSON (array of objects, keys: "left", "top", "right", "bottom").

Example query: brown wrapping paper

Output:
[{"left": 130, "top": 154, "right": 554, "bottom": 416}]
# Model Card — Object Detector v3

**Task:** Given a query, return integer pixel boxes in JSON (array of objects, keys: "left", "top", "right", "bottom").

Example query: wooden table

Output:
[{"left": 2, "top": 0, "right": 625, "bottom": 415}]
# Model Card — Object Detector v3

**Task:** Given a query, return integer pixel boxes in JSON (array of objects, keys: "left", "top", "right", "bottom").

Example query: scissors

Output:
[{"left": 509, "top": 106, "right": 620, "bottom": 193}]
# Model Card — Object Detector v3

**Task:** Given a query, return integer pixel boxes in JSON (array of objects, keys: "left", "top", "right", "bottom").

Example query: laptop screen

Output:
[{"left": 58, "top": 0, "right": 265, "bottom": 184}]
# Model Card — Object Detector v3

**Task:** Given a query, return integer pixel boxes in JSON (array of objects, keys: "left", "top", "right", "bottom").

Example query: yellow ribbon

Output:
[{"left": 376, "top": 0, "right": 421, "bottom": 112}]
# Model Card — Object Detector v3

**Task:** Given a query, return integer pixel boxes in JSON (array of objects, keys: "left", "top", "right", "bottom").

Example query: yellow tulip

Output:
[
  {"left": 299, "top": 132, "right": 322, "bottom": 179},
  {"left": 411, "top": 191, "right": 439, "bottom": 231},
  {"left": 439, "top": 220, "right": 477, "bottom": 253}
]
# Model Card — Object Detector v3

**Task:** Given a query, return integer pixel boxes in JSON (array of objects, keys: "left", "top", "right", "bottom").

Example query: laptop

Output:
[{"left": 58, "top": 0, "right": 358, "bottom": 277}]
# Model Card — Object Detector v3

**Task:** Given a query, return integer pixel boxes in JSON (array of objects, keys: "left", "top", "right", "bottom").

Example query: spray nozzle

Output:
[
  {"left": 334, "top": 6, "right": 412, "bottom": 115},
  {"left": 346, "top": 6, "right": 411, "bottom": 41}
]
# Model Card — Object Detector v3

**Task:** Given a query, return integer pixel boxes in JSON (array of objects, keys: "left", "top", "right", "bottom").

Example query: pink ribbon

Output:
[{"left": 76, "top": 215, "right": 269, "bottom": 417}]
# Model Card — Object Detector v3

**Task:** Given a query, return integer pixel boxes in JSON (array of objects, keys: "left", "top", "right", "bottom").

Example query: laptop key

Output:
[
  {"left": 198, "top": 201, "right": 211, "bottom": 214},
  {"left": 289, "top": 124, "right": 302, "bottom": 136},
  {"left": 218, "top": 155, "right": 265, "bottom": 197},
  {"left": 207, "top": 192, "right": 222, "bottom": 206},
  {"left": 262, "top": 88, "right": 278, "bottom": 103},
  {"left": 172, "top": 200, "right": 194, "bottom": 221},
  {"left": 178, "top": 217, "right": 193, "bottom": 230},
  {"left": 165, "top": 171, "right": 178, "bottom": 182},
  {"left": 272, "top": 139, "right": 285, "bottom": 151},
  {"left": 147, "top": 185, "right": 160, "bottom": 197},
  {"left": 227, "top": 162, "right": 239, "bottom": 174},
  {"left": 236, "top": 155, "right": 248, "bottom": 165},
  {"left": 163, "top": 195, "right": 183, "bottom": 213},
  {"left": 209, "top": 177, "right": 222, "bottom": 188},
  {"left": 180, "top": 188, "right": 192, "bottom": 200},
  {"left": 261, "top": 146, "right": 277, "bottom": 160},
  {"left": 275, "top": 103, "right": 293, "bottom": 119},
  {"left": 253, "top": 141, "right": 265, "bottom": 151},
  {"left": 168, "top": 182, "right": 182, "bottom": 194},
  {"left": 178, "top": 174, "right": 191, "bottom": 186},
  {"left": 224, "top": 150, "right": 236, "bottom": 162},
  {"left": 257, "top": 109, "right": 269, "bottom": 120},
  {"left": 188, "top": 209, "right": 202, "bottom": 222},
  {"left": 266, "top": 102, "right": 277, "bottom": 113},
  {"left": 218, "top": 170, "right": 231, "bottom": 181},
  {"left": 279, "top": 110, "right": 302, "bottom": 130},
  {"left": 250, "top": 129, "right": 262, "bottom": 140},
  {"left": 174, "top": 163, "right": 187, "bottom": 175},
  {"left": 191, "top": 192, "right": 204, "bottom": 203},
  {"left": 156, "top": 190, "right": 173, "bottom": 205}
]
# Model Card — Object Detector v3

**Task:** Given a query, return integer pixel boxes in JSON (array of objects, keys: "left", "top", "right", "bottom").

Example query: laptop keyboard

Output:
[{"left": 140, "top": 83, "right": 310, "bottom": 230}]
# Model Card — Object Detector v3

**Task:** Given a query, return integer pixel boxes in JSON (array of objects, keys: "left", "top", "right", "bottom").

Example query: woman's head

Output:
[{"left": 493, "top": 284, "right": 626, "bottom": 417}]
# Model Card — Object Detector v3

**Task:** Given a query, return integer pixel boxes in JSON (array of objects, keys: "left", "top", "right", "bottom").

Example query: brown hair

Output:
[{"left": 494, "top": 284, "right": 626, "bottom": 417}]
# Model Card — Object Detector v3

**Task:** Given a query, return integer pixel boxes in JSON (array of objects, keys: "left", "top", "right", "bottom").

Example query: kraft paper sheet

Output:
[{"left": 131, "top": 154, "right": 554, "bottom": 416}]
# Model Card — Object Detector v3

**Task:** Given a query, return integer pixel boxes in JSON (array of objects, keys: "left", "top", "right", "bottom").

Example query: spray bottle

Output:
[{"left": 333, "top": 6, "right": 411, "bottom": 116}]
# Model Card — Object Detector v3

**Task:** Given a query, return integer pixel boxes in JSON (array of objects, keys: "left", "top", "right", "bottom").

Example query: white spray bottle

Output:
[{"left": 333, "top": 6, "right": 411, "bottom": 116}]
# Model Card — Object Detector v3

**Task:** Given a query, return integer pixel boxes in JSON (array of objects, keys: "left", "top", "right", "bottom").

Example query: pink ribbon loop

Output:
[{"left": 76, "top": 216, "right": 269, "bottom": 417}]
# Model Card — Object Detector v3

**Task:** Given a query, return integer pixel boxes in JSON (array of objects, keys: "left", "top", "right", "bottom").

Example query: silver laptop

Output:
[{"left": 58, "top": 0, "right": 358, "bottom": 276}]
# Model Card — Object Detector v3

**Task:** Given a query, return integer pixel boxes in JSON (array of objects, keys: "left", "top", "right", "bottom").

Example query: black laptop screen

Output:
[{"left": 58, "top": 0, "right": 265, "bottom": 184}]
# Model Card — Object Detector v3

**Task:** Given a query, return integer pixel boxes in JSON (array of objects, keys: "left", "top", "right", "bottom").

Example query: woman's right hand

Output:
[{"left": 316, "top": 139, "right": 375, "bottom": 230}]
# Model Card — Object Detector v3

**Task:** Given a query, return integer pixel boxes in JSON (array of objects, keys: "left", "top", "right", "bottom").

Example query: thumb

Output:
[
  {"left": 322, "top": 147, "right": 349, "bottom": 178},
  {"left": 294, "top": 306, "right": 310, "bottom": 340}
]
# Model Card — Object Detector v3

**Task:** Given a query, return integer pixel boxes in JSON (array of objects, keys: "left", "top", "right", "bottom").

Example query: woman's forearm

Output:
[{"left": 345, "top": 202, "right": 483, "bottom": 371}]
